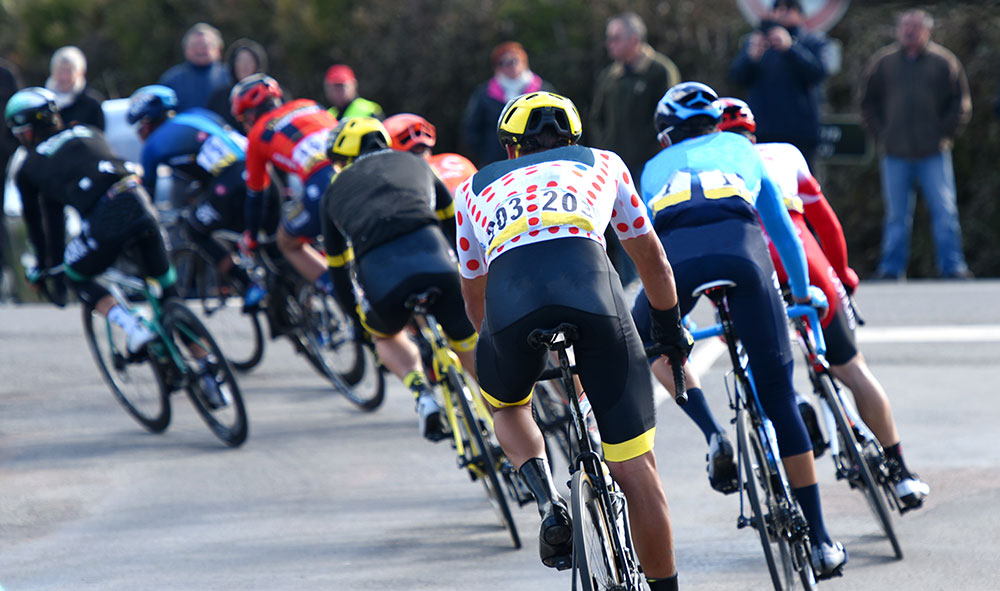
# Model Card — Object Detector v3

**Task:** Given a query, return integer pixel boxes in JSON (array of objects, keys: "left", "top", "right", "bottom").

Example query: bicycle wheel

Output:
[
  {"left": 82, "top": 304, "right": 171, "bottom": 433},
  {"left": 818, "top": 373, "right": 902, "bottom": 559},
  {"left": 448, "top": 365, "right": 520, "bottom": 548},
  {"left": 532, "top": 381, "right": 574, "bottom": 466},
  {"left": 186, "top": 249, "right": 265, "bottom": 373},
  {"left": 572, "top": 470, "right": 629, "bottom": 591},
  {"left": 161, "top": 299, "right": 248, "bottom": 447}
]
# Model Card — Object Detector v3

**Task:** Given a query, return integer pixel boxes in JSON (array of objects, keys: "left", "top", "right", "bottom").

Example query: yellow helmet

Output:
[
  {"left": 496, "top": 91, "right": 582, "bottom": 148},
  {"left": 326, "top": 117, "right": 392, "bottom": 163}
]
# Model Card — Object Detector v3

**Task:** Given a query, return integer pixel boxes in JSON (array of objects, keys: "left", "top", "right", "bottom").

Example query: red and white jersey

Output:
[
  {"left": 755, "top": 142, "right": 822, "bottom": 214},
  {"left": 245, "top": 99, "right": 337, "bottom": 192},
  {"left": 428, "top": 152, "right": 477, "bottom": 194},
  {"left": 453, "top": 145, "right": 652, "bottom": 279}
]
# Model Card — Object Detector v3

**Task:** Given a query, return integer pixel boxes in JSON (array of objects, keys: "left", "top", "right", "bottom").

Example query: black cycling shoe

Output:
[
  {"left": 707, "top": 432, "right": 738, "bottom": 494},
  {"left": 539, "top": 502, "right": 573, "bottom": 570},
  {"left": 798, "top": 397, "right": 828, "bottom": 458}
]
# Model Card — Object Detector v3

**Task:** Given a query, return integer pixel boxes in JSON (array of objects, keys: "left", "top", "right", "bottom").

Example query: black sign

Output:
[{"left": 817, "top": 114, "right": 872, "bottom": 164}]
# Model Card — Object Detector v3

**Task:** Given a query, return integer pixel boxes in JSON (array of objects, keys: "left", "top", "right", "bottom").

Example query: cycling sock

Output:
[
  {"left": 403, "top": 369, "right": 430, "bottom": 399},
  {"left": 884, "top": 442, "right": 913, "bottom": 479},
  {"left": 793, "top": 483, "right": 832, "bottom": 546},
  {"left": 108, "top": 304, "right": 140, "bottom": 333},
  {"left": 646, "top": 574, "right": 679, "bottom": 591},
  {"left": 518, "top": 457, "right": 563, "bottom": 517},
  {"left": 678, "top": 387, "right": 726, "bottom": 445}
]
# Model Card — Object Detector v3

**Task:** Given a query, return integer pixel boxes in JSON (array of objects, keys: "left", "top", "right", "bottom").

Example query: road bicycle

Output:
[
  {"left": 405, "top": 289, "right": 531, "bottom": 549},
  {"left": 530, "top": 323, "right": 686, "bottom": 591},
  {"left": 174, "top": 230, "right": 385, "bottom": 411},
  {"left": 688, "top": 280, "right": 820, "bottom": 591},
  {"left": 789, "top": 309, "right": 905, "bottom": 559},
  {"left": 37, "top": 261, "right": 248, "bottom": 447}
]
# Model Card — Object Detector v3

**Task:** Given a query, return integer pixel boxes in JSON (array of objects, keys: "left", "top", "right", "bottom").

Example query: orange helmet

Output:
[
  {"left": 717, "top": 97, "right": 756, "bottom": 134},
  {"left": 383, "top": 113, "right": 436, "bottom": 153}
]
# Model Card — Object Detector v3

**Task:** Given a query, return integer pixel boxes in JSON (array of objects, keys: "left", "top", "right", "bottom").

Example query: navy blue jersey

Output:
[{"left": 140, "top": 107, "right": 246, "bottom": 191}]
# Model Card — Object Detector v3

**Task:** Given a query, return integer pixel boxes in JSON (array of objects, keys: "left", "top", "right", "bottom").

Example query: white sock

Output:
[{"left": 107, "top": 305, "right": 138, "bottom": 332}]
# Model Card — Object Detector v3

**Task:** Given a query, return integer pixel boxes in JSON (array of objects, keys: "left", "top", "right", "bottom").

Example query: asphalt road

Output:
[{"left": 2, "top": 280, "right": 999, "bottom": 590}]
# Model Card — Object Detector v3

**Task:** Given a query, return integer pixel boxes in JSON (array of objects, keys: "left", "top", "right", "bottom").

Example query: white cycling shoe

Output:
[
  {"left": 416, "top": 394, "right": 447, "bottom": 442},
  {"left": 811, "top": 540, "right": 848, "bottom": 579},
  {"left": 895, "top": 476, "right": 930, "bottom": 508},
  {"left": 126, "top": 323, "right": 156, "bottom": 354}
]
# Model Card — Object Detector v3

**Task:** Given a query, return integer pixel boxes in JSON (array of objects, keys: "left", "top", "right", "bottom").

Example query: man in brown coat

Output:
[{"left": 859, "top": 9, "right": 972, "bottom": 280}]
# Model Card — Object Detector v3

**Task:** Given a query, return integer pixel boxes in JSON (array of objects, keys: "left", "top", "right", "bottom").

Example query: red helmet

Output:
[
  {"left": 383, "top": 113, "right": 436, "bottom": 153},
  {"left": 230, "top": 74, "right": 282, "bottom": 123},
  {"left": 717, "top": 97, "right": 756, "bottom": 134}
]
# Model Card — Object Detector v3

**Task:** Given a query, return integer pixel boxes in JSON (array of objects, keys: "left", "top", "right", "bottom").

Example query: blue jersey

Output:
[
  {"left": 140, "top": 107, "right": 247, "bottom": 192},
  {"left": 640, "top": 131, "right": 809, "bottom": 299}
]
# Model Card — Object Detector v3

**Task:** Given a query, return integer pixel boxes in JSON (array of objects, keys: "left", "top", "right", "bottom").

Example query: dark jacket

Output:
[
  {"left": 57, "top": 85, "right": 105, "bottom": 130},
  {"left": 0, "top": 59, "right": 22, "bottom": 160},
  {"left": 729, "top": 26, "right": 828, "bottom": 146},
  {"left": 589, "top": 44, "right": 681, "bottom": 184},
  {"left": 859, "top": 41, "right": 971, "bottom": 159},
  {"left": 159, "top": 60, "right": 232, "bottom": 113},
  {"left": 461, "top": 73, "right": 554, "bottom": 168},
  {"left": 208, "top": 38, "right": 270, "bottom": 129}
]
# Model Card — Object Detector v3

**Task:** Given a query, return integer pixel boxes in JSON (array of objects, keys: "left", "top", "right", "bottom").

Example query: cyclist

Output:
[
  {"left": 229, "top": 74, "right": 338, "bottom": 300},
  {"left": 454, "top": 92, "right": 691, "bottom": 591},
  {"left": 383, "top": 113, "right": 478, "bottom": 194},
  {"left": 320, "top": 117, "right": 476, "bottom": 441},
  {"left": 6, "top": 87, "right": 223, "bottom": 400},
  {"left": 716, "top": 96, "right": 929, "bottom": 508},
  {"left": 127, "top": 84, "right": 271, "bottom": 308},
  {"left": 631, "top": 82, "right": 847, "bottom": 577}
]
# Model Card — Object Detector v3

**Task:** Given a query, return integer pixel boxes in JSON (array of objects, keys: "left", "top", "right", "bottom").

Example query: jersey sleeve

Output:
[
  {"left": 802, "top": 195, "right": 857, "bottom": 291},
  {"left": 607, "top": 153, "right": 653, "bottom": 241},
  {"left": 243, "top": 133, "right": 271, "bottom": 192},
  {"left": 757, "top": 173, "right": 809, "bottom": 300},
  {"left": 453, "top": 178, "right": 487, "bottom": 279}
]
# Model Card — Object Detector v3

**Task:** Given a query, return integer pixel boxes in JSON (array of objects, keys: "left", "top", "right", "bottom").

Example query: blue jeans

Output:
[{"left": 877, "top": 150, "right": 969, "bottom": 276}]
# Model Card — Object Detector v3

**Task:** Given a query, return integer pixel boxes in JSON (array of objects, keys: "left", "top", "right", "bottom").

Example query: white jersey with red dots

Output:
[
  {"left": 755, "top": 142, "right": 823, "bottom": 214},
  {"left": 453, "top": 145, "right": 652, "bottom": 279}
]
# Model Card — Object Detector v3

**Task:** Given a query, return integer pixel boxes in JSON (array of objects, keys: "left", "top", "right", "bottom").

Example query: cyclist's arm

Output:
[
  {"left": 802, "top": 194, "right": 858, "bottom": 293},
  {"left": 16, "top": 175, "right": 48, "bottom": 265},
  {"left": 243, "top": 140, "right": 271, "bottom": 238},
  {"left": 461, "top": 275, "right": 486, "bottom": 329},
  {"left": 139, "top": 143, "right": 164, "bottom": 193},
  {"left": 454, "top": 177, "right": 486, "bottom": 326},
  {"left": 757, "top": 174, "right": 809, "bottom": 300},
  {"left": 320, "top": 203, "right": 359, "bottom": 321},
  {"left": 432, "top": 174, "right": 457, "bottom": 246}
]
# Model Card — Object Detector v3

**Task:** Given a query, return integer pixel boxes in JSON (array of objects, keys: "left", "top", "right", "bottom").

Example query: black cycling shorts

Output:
[
  {"left": 822, "top": 304, "right": 858, "bottom": 366},
  {"left": 355, "top": 225, "right": 476, "bottom": 348},
  {"left": 475, "top": 238, "right": 657, "bottom": 462},
  {"left": 64, "top": 189, "right": 171, "bottom": 305}
]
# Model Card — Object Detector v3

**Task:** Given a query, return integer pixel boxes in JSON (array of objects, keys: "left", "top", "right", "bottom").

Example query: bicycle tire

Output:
[
  {"left": 532, "top": 381, "right": 574, "bottom": 467},
  {"left": 162, "top": 299, "right": 248, "bottom": 447},
  {"left": 737, "top": 409, "right": 786, "bottom": 590},
  {"left": 572, "top": 470, "right": 631, "bottom": 591},
  {"left": 183, "top": 247, "right": 266, "bottom": 373},
  {"left": 818, "top": 373, "right": 902, "bottom": 559},
  {"left": 81, "top": 303, "right": 171, "bottom": 433},
  {"left": 448, "top": 365, "right": 520, "bottom": 548}
]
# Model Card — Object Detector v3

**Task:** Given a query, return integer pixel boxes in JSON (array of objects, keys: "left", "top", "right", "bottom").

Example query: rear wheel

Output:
[
  {"left": 162, "top": 299, "right": 248, "bottom": 447},
  {"left": 572, "top": 471, "right": 623, "bottom": 591},
  {"left": 532, "top": 380, "right": 574, "bottom": 467},
  {"left": 449, "top": 366, "right": 520, "bottom": 548},
  {"left": 738, "top": 409, "right": 785, "bottom": 590},
  {"left": 82, "top": 303, "right": 171, "bottom": 433}
]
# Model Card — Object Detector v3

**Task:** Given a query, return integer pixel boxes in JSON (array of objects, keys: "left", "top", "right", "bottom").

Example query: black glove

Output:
[{"left": 649, "top": 302, "right": 694, "bottom": 361}]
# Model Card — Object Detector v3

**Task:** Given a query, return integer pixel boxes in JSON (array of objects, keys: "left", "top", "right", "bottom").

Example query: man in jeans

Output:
[{"left": 859, "top": 8, "right": 972, "bottom": 280}]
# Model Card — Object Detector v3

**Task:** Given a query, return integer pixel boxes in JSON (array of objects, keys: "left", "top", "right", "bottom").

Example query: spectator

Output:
[
  {"left": 859, "top": 9, "right": 972, "bottom": 280},
  {"left": 729, "top": 0, "right": 829, "bottom": 169},
  {"left": 589, "top": 11, "right": 680, "bottom": 288},
  {"left": 461, "top": 41, "right": 554, "bottom": 167},
  {"left": 323, "top": 64, "right": 384, "bottom": 121},
  {"left": 208, "top": 38, "right": 271, "bottom": 129},
  {"left": 590, "top": 11, "right": 680, "bottom": 187},
  {"left": 159, "top": 22, "right": 232, "bottom": 113},
  {"left": 45, "top": 46, "right": 104, "bottom": 129},
  {"left": 0, "top": 57, "right": 21, "bottom": 301}
]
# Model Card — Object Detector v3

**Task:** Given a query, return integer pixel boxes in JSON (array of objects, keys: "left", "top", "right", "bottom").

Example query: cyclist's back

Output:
[{"left": 140, "top": 106, "right": 246, "bottom": 191}]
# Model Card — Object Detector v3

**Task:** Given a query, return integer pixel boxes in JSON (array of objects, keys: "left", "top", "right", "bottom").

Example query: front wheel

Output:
[
  {"left": 819, "top": 373, "right": 902, "bottom": 559},
  {"left": 449, "top": 366, "right": 520, "bottom": 548},
  {"left": 162, "top": 299, "right": 248, "bottom": 447},
  {"left": 82, "top": 303, "right": 171, "bottom": 433}
]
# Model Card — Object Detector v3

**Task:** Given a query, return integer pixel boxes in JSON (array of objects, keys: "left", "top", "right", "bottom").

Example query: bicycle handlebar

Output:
[
  {"left": 785, "top": 304, "right": 826, "bottom": 356},
  {"left": 644, "top": 343, "right": 688, "bottom": 407}
]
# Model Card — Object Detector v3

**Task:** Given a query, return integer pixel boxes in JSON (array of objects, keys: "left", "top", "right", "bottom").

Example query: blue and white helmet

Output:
[
  {"left": 4, "top": 87, "right": 59, "bottom": 135},
  {"left": 126, "top": 85, "right": 178, "bottom": 125},
  {"left": 653, "top": 81, "right": 723, "bottom": 139}
]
